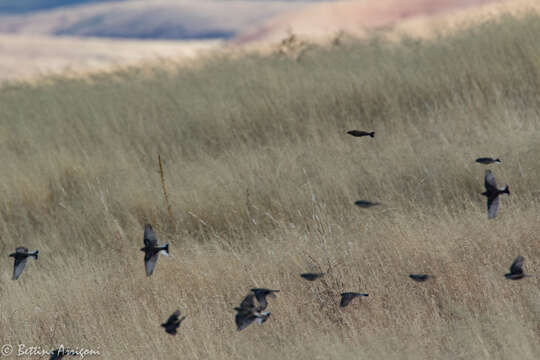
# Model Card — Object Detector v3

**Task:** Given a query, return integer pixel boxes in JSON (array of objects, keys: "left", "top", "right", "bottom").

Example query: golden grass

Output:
[
  {"left": 0, "top": 13, "right": 539, "bottom": 360},
  {"left": 0, "top": 34, "right": 220, "bottom": 82}
]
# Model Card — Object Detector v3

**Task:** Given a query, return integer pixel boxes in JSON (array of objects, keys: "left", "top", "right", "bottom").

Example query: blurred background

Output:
[{"left": 0, "top": 0, "right": 538, "bottom": 82}]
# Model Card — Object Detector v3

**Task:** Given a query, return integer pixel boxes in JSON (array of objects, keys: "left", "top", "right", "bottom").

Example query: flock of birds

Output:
[{"left": 6, "top": 129, "right": 532, "bottom": 358}]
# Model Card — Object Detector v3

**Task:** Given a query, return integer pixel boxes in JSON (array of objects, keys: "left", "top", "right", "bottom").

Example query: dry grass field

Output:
[{"left": 1, "top": 13, "right": 540, "bottom": 360}]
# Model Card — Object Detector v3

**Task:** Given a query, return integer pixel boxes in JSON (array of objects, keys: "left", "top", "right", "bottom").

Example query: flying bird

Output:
[
  {"left": 234, "top": 289, "right": 278, "bottom": 331},
  {"left": 340, "top": 292, "right": 368, "bottom": 308},
  {"left": 409, "top": 274, "right": 432, "bottom": 282},
  {"left": 482, "top": 170, "right": 510, "bottom": 219},
  {"left": 300, "top": 273, "right": 325, "bottom": 281},
  {"left": 476, "top": 157, "right": 501, "bottom": 165},
  {"left": 347, "top": 130, "right": 375, "bottom": 138},
  {"left": 504, "top": 256, "right": 531, "bottom": 280},
  {"left": 9, "top": 247, "right": 38, "bottom": 280},
  {"left": 354, "top": 200, "right": 380, "bottom": 208},
  {"left": 161, "top": 310, "right": 186, "bottom": 335},
  {"left": 140, "top": 224, "right": 169, "bottom": 276}
]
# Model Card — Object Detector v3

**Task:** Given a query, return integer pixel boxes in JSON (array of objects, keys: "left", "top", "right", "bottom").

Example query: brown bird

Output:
[
  {"left": 504, "top": 256, "right": 531, "bottom": 280},
  {"left": 161, "top": 310, "right": 186, "bottom": 335},
  {"left": 340, "top": 292, "right": 368, "bottom": 307},
  {"left": 140, "top": 224, "right": 169, "bottom": 276},
  {"left": 9, "top": 247, "right": 38, "bottom": 280},
  {"left": 482, "top": 170, "right": 509, "bottom": 219},
  {"left": 300, "top": 273, "right": 325, "bottom": 281},
  {"left": 347, "top": 130, "right": 375, "bottom": 138}
]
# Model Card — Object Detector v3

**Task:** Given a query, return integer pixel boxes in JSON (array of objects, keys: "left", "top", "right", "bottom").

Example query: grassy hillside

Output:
[{"left": 1, "top": 13, "right": 539, "bottom": 360}]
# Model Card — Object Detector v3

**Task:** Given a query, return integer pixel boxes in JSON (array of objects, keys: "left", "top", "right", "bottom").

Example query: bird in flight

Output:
[
  {"left": 482, "top": 170, "right": 509, "bottom": 219},
  {"left": 347, "top": 130, "right": 375, "bottom": 138},
  {"left": 340, "top": 292, "right": 368, "bottom": 308},
  {"left": 409, "top": 274, "right": 432, "bottom": 282},
  {"left": 140, "top": 224, "right": 169, "bottom": 276},
  {"left": 354, "top": 200, "right": 380, "bottom": 208},
  {"left": 161, "top": 310, "right": 186, "bottom": 335},
  {"left": 9, "top": 247, "right": 38, "bottom": 280},
  {"left": 234, "top": 288, "right": 279, "bottom": 331},
  {"left": 300, "top": 273, "right": 325, "bottom": 281},
  {"left": 475, "top": 157, "right": 501, "bottom": 165},
  {"left": 504, "top": 256, "right": 531, "bottom": 280}
]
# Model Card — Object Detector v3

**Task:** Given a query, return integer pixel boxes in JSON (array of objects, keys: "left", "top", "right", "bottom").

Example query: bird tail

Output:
[
  {"left": 369, "top": 131, "right": 375, "bottom": 138},
  {"left": 495, "top": 158, "right": 501, "bottom": 163},
  {"left": 159, "top": 243, "right": 169, "bottom": 256},
  {"left": 502, "top": 185, "right": 510, "bottom": 195},
  {"left": 32, "top": 250, "right": 39, "bottom": 259}
]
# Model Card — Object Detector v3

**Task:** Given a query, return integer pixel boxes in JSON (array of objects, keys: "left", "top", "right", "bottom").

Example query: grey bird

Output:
[
  {"left": 340, "top": 292, "right": 368, "bottom": 308},
  {"left": 347, "top": 130, "right": 375, "bottom": 138},
  {"left": 354, "top": 200, "right": 380, "bottom": 208},
  {"left": 476, "top": 157, "right": 501, "bottom": 165},
  {"left": 409, "top": 274, "right": 432, "bottom": 282},
  {"left": 504, "top": 256, "right": 531, "bottom": 280},
  {"left": 300, "top": 273, "right": 325, "bottom": 281},
  {"left": 9, "top": 247, "right": 38, "bottom": 280},
  {"left": 482, "top": 170, "right": 510, "bottom": 219},
  {"left": 140, "top": 224, "right": 169, "bottom": 276},
  {"left": 234, "top": 289, "right": 277, "bottom": 331},
  {"left": 161, "top": 310, "right": 186, "bottom": 335}
]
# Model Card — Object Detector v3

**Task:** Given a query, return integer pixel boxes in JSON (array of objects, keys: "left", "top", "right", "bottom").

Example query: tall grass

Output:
[{"left": 0, "top": 14, "right": 539, "bottom": 360}]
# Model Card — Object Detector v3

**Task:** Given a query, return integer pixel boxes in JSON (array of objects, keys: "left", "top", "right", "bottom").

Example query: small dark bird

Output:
[
  {"left": 504, "top": 256, "right": 531, "bottom": 280},
  {"left": 409, "top": 274, "right": 432, "bottom": 282},
  {"left": 347, "top": 130, "right": 375, "bottom": 138},
  {"left": 340, "top": 292, "right": 368, "bottom": 308},
  {"left": 234, "top": 293, "right": 268, "bottom": 331},
  {"left": 354, "top": 200, "right": 379, "bottom": 208},
  {"left": 482, "top": 170, "right": 510, "bottom": 219},
  {"left": 300, "top": 273, "right": 325, "bottom": 281},
  {"left": 161, "top": 310, "right": 186, "bottom": 335},
  {"left": 234, "top": 289, "right": 278, "bottom": 331},
  {"left": 9, "top": 247, "right": 38, "bottom": 280},
  {"left": 140, "top": 224, "right": 169, "bottom": 276},
  {"left": 476, "top": 157, "right": 501, "bottom": 165}
]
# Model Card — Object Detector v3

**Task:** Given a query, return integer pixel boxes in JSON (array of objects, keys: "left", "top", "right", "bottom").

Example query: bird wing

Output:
[
  {"left": 340, "top": 293, "right": 354, "bottom": 307},
  {"left": 484, "top": 170, "right": 498, "bottom": 192},
  {"left": 487, "top": 195, "right": 499, "bottom": 219},
  {"left": 239, "top": 293, "right": 255, "bottom": 310},
  {"left": 144, "top": 252, "right": 159, "bottom": 276},
  {"left": 144, "top": 224, "right": 158, "bottom": 246},
  {"left": 167, "top": 310, "right": 181, "bottom": 324},
  {"left": 15, "top": 247, "right": 28, "bottom": 254},
  {"left": 235, "top": 311, "right": 256, "bottom": 331},
  {"left": 13, "top": 257, "right": 28, "bottom": 280},
  {"left": 510, "top": 256, "right": 524, "bottom": 275}
]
